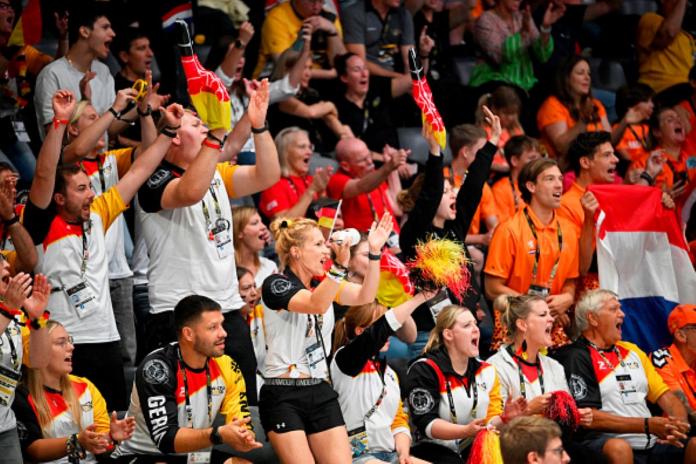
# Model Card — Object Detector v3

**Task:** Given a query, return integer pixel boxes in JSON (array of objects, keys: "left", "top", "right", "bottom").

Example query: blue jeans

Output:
[
  {"left": 0, "top": 140, "right": 35, "bottom": 189},
  {"left": 353, "top": 450, "right": 399, "bottom": 464},
  {"left": 407, "top": 331, "right": 431, "bottom": 361}
]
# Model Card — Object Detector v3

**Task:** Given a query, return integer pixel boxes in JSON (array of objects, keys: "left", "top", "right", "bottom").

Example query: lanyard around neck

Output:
[
  {"left": 445, "top": 373, "right": 478, "bottom": 423},
  {"left": 523, "top": 207, "right": 562, "bottom": 287},
  {"left": 507, "top": 345, "right": 544, "bottom": 399},
  {"left": 178, "top": 349, "right": 212, "bottom": 427}
]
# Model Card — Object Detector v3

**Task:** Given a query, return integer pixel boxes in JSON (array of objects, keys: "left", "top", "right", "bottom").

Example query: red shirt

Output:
[
  {"left": 259, "top": 175, "right": 315, "bottom": 218},
  {"left": 326, "top": 170, "right": 399, "bottom": 232}
]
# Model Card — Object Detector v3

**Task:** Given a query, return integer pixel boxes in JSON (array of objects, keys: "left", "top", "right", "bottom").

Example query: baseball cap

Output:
[{"left": 668, "top": 304, "right": 696, "bottom": 334}]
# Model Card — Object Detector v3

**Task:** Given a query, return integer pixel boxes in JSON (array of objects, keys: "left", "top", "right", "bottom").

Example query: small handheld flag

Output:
[{"left": 409, "top": 48, "right": 446, "bottom": 150}]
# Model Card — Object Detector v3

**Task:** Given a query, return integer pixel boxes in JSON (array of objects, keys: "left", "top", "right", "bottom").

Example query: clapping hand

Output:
[
  {"left": 22, "top": 274, "right": 50, "bottom": 319},
  {"left": 109, "top": 411, "right": 136, "bottom": 442},
  {"left": 221, "top": 417, "right": 263, "bottom": 452},
  {"left": 367, "top": 213, "right": 394, "bottom": 254},
  {"left": 247, "top": 79, "right": 270, "bottom": 130}
]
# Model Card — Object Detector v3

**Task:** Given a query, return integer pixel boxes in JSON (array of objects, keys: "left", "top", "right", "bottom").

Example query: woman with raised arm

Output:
[
  {"left": 399, "top": 111, "right": 501, "bottom": 358},
  {"left": 331, "top": 291, "right": 436, "bottom": 464},
  {"left": 259, "top": 213, "right": 393, "bottom": 464}
]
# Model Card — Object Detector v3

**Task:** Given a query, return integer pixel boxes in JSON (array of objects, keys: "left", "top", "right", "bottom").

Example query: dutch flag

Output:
[{"left": 590, "top": 184, "right": 696, "bottom": 352}]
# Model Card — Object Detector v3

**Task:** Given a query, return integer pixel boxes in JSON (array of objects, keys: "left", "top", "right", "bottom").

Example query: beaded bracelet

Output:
[
  {"left": 0, "top": 302, "right": 22, "bottom": 321},
  {"left": 26, "top": 309, "right": 50, "bottom": 331},
  {"left": 326, "top": 264, "right": 347, "bottom": 283}
]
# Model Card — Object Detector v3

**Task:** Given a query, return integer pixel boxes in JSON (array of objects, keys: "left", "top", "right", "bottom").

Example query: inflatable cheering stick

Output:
[
  {"left": 408, "top": 48, "right": 446, "bottom": 150},
  {"left": 175, "top": 19, "right": 231, "bottom": 132}
]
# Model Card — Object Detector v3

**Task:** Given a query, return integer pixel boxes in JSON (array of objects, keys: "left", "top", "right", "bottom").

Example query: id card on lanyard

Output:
[
  {"left": 348, "top": 360, "right": 387, "bottom": 458},
  {"left": 304, "top": 315, "right": 330, "bottom": 380},
  {"left": 202, "top": 183, "right": 232, "bottom": 260},
  {"left": 427, "top": 290, "right": 452, "bottom": 323},
  {"left": 523, "top": 208, "right": 562, "bottom": 295},
  {"left": 588, "top": 342, "right": 641, "bottom": 405},
  {"left": 65, "top": 222, "right": 98, "bottom": 318},
  {"left": 0, "top": 325, "right": 20, "bottom": 406}
]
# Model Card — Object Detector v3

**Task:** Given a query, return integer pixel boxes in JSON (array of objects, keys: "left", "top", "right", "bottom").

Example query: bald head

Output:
[{"left": 336, "top": 137, "right": 374, "bottom": 178}]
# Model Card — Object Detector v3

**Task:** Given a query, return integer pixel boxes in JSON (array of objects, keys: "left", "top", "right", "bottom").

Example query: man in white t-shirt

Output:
[
  {"left": 137, "top": 80, "right": 279, "bottom": 405},
  {"left": 33, "top": 4, "right": 134, "bottom": 140},
  {"left": 23, "top": 90, "right": 184, "bottom": 410}
]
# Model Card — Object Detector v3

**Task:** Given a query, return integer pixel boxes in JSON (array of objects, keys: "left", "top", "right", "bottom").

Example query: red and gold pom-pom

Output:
[
  {"left": 408, "top": 236, "right": 471, "bottom": 301},
  {"left": 545, "top": 390, "right": 581, "bottom": 431},
  {"left": 467, "top": 428, "right": 504, "bottom": 464}
]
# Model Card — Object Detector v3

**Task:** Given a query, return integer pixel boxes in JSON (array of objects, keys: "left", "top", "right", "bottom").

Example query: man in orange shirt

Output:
[
  {"left": 558, "top": 132, "right": 619, "bottom": 274},
  {"left": 650, "top": 304, "right": 696, "bottom": 425},
  {"left": 491, "top": 135, "right": 541, "bottom": 224},
  {"left": 485, "top": 158, "right": 579, "bottom": 346}
]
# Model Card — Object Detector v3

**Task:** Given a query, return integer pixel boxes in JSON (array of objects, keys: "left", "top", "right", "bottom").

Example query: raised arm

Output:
[
  {"left": 228, "top": 79, "right": 281, "bottom": 198},
  {"left": 332, "top": 214, "right": 394, "bottom": 306},
  {"left": 273, "top": 167, "right": 332, "bottom": 220},
  {"left": 650, "top": 0, "right": 687, "bottom": 50},
  {"left": 448, "top": 106, "right": 499, "bottom": 240},
  {"left": 30, "top": 90, "right": 77, "bottom": 209},
  {"left": 218, "top": 22, "right": 255, "bottom": 80},
  {"left": 400, "top": 127, "right": 444, "bottom": 257},
  {"left": 335, "top": 291, "right": 434, "bottom": 376},
  {"left": 62, "top": 88, "right": 136, "bottom": 163},
  {"left": 115, "top": 104, "right": 184, "bottom": 205},
  {"left": 342, "top": 147, "right": 406, "bottom": 199}
]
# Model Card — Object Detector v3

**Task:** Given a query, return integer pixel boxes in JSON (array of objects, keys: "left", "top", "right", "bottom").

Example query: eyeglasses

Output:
[
  {"left": 53, "top": 336, "right": 74, "bottom": 347},
  {"left": 294, "top": 143, "right": 315, "bottom": 151},
  {"left": 545, "top": 446, "right": 565, "bottom": 457}
]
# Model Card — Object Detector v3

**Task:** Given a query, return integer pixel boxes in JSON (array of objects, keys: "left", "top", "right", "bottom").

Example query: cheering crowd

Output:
[{"left": 0, "top": 0, "right": 694, "bottom": 463}]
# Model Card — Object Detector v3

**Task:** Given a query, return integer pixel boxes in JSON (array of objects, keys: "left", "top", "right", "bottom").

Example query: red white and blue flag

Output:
[{"left": 591, "top": 185, "right": 696, "bottom": 352}]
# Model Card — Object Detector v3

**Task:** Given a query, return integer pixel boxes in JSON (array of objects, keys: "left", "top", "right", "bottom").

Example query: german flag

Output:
[
  {"left": 312, "top": 198, "right": 340, "bottom": 230},
  {"left": 9, "top": 0, "right": 41, "bottom": 47}
]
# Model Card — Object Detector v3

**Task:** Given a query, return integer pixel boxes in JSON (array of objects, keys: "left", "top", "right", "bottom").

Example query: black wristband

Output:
[
  {"left": 234, "top": 39, "right": 246, "bottom": 49},
  {"left": 251, "top": 121, "right": 269, "bottom": 134},
  {"left": 644, "top": 417, "right": 650, "bottom": 439},
  {"left": 137, "top": 104, "right": 152, "bottom": 117},
  {"left": 108, "top": 107, "right": 119, "bottom": 118},
  {"left": 3, "top": 215, "right": 18, "bottom": 227},
  {"left": 210, "top": 425, "right": 223, "bottom": 445},
  {"left": 640, "top": 171, "right": 655, "bottom": 186},
  {"left": 368, "top": 251, "right": 381, "bottom": 261},
  {"left": 327, "top": 31, "right": 339, "bottom": 37},
  {"left": 207, "top": 131, "right": 228, "bottom": 146},
  {"left": 160, "top": 126, "right": 179, "bottom": 138}
]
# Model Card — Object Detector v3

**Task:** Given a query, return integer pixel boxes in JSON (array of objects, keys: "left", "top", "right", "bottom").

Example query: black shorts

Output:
[{"left": 259, "top": 381, "right": 345, "bottom": 436}]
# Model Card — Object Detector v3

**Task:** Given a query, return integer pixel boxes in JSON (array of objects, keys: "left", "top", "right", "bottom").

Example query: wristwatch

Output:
[
  {"left": 234, "top": 39, "right": 246, "bottom": 49},
  {"left": 210, "top": 425, "right": 223, "bottom": 445}
]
